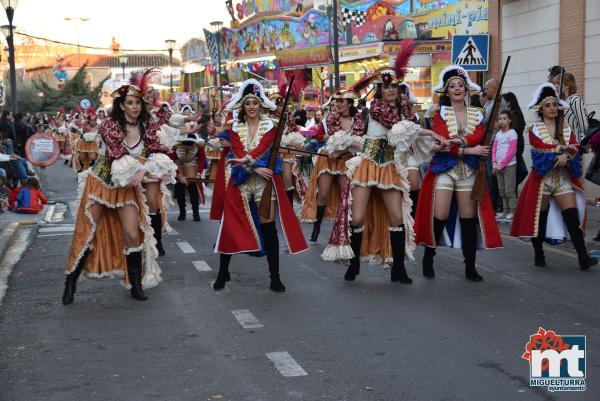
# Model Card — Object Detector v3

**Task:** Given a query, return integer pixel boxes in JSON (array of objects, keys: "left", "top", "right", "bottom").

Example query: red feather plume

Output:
[
  {"left": 351, "top": 73, "right": 374, "bottom": 94},
  {"left": 130, "top": 68, "right": 159, "bottom": 94},
  {"left": 393, "top": 39, "right": 416, "bottom": 81},
  {"left": 277, "top": 70, "right": 287, "bottom": 97}
]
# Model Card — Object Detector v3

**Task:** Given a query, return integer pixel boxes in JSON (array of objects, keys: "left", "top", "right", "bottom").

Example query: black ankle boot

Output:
[
  {"left": 62, "top": 250, "right": 88, "bottom": 305},
  {"left": 175, "top": 182, "right": 186, "bottom": 221},
  {"left": 150, "top": 212, "right": 165, "bottom": 256},
  {"left": 532, "top": 208, "right": 549, "bottom": 267},
  {"left": 262, "top": 222, "right": 285, "bottom": 292},
  {"left": 286, "top": 189, "right": 295, "bottom": 206},
  {"left": 460, "top": 217, "right": 482, "bottom": 282},
  {"left": 213, "top": 253, "right": 232, "bottom": 290},
  {"left": 423, "top": 218, "right": 446, "bottom": 278},
  {"left": 409, "top": 190, "right": 420, "bottom": 217},
  {"left": 390, "top": 226, "right": 412, "bottom": 284},
  {"left": 188, "top": 183, "right": 201, "bottom": 221},
  {"left": 310, "top": 205, "right": 326, "bottom": 242},
  {"left": 345, "top": 225, "right": 363, "bottom": 281},
  {"left": 562, "top": 208, "right": 598, "bottom": 270},
  {"left": 126, "top": 251, "right": 148, "bottom": 300}
]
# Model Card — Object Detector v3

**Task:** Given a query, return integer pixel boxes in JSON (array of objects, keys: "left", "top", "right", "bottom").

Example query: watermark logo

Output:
[{"left": 522, "top": 327, "right": 586, "bottom": 392}]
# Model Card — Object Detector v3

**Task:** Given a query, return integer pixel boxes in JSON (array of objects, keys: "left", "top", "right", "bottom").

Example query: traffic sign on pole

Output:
[{"left": 452, "top": 35, "right": 489, "bottom": 71}]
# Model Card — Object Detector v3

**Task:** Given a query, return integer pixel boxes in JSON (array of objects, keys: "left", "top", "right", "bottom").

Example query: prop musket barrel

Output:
[
  {"left": 258, "top": 76, "right": 295, "bottom": 220},
  {"left": 471, "top": 56, "right": 511, "bottom": 202}
]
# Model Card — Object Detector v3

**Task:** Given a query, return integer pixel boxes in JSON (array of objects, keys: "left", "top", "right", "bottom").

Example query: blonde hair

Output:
[{"left": 563, "top": 73, "right": 577, "bottom": 95}]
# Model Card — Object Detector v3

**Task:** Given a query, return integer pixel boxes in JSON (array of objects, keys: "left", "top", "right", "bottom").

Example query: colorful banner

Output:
[
  {"left": 276, "top": 46, "right": 333, "bottom": 69},
  {"left": 221, "top": 9, "right": 332, "bottom": 60},
  {"left": 230, "top": 0, "right": 315, "bottom": 22},
  {"left": 340, "top": 0, "right": 488, "bottom": 44}
]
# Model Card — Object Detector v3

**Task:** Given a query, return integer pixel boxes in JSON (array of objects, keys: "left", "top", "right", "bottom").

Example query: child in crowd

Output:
[
  {"left": 14, "top": 177, "right": 46, "bottom": 214},
  {"left": 493, "top": 110, "right": 518, "bottom": 222}
]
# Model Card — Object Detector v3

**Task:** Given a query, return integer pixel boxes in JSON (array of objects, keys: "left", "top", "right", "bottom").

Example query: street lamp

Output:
[
  {"left": 165, "top": 39, "right": 176, "bottom": 95},
  {"left": 64, "top": 16, "right": 90, "bottom": 67},
  {"left": 118, "top": 55, "right": 128, "bottom": 81},
  {"left": 1, "top": 0, "right": 19, "bottom": 114},
  {"left": 210, "top": 20, "right": 224, "bottom": 106},
  {"left": 328, "top": 0, "right": 340, "bottom": 90}
]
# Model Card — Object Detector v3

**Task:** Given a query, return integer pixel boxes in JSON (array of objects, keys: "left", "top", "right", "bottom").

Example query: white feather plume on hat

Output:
[
  {"left": 432, "top": 65, "right": 480, "bottom": 93},
  {"left": 527, "top": 82, "right": 569, "bottom": 110},
  {"left": 226, "top": 79, "right": 277, "bottom": 111}
]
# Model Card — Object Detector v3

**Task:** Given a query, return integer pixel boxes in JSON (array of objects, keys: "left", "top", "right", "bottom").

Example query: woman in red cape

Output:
[
  {"left": 510, "top": 83, "right": 596, "bottom": 270},
  {"left": 212, "top": 79, "right": 308, "bottom": 292},
  {"left": 414, "top": 65, "right": 502, "bottom": 282}
]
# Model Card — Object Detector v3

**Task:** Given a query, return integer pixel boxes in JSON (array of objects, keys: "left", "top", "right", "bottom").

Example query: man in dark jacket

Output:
[{"left": 14, "top": 113, "right": 34, "bottom": 157}]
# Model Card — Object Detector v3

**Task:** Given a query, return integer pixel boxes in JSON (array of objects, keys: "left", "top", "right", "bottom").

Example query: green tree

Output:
[
  {"left": 33, "top": 64, "right": 109, "bottom": 112},
  {"left": 4, "top": 84, "right": 43, "bottom": 113}
]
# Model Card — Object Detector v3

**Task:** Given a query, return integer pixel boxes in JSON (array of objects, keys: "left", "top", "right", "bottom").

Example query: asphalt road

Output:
[{"left": 1, "top": 163, "right": 599, "bottom": 401}]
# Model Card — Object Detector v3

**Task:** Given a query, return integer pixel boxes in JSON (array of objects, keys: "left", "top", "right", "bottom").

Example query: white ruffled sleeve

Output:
[
  {"left": 111, "top": 155, "right": 147, "bottom": 187},
  {"left": 145, "top": 153, "right": 177, "bottom": 184},
  {"left": 411, "top": 135, "right": 437, "bottom": 165},
  {"left": 280, "top": 131, "right": 306, "bottom": 148},
  {"left": 325, "top": 130, "right": 362, "bottom": 153},
  {"left": 158, "top": 124, "right": 180, "bottom": 149},
  {"left": 387, "top": 120, "right": 421, "bottom": 152},
  {"left": 169, "top": 113, "right": 187, "bottom": 129}
]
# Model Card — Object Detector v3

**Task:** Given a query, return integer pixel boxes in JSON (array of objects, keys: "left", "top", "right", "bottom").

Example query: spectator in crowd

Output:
[
  {"left": 293, "top": 107, "right": 307, "bottom": 127},
  {"left": 0, "top": 134, "right": 29, "bottom": 186},
  {"left": 492, "top": 111, "right": 518, "bottom": 223},
  {"left": 305, "top": 107, "right": 318, "bottom": 129},
  {"left": 501, "top": 92, "right": 528, "bottom": 186},
  {"left": 14, "top": 177, "right": 46, "bottom": 214},
  {"left": 550, "top": 72, "right": 589, "bottom": 142},
  {"left": 470, "top": 93, "right": 483, "bottom": 108},
  {"left": 0, "top": 110, "right": 16, "bottom": 144},
  {"left": 358, "top": 98, "right": 369, "bottom": 120},
  {"left": 547, "top": 65, "right": 563, "bottom": 82},
  {"left": 480, "top": 90, "right": 490, "bottom": 107},
  {"left": 14, "top": 112, "right": 34, "bottom": 157}
]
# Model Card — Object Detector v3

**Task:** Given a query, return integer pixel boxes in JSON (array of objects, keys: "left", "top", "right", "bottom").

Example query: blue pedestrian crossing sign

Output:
[{"left": 452, "top": 35, "right": 489, "bottom": 71}]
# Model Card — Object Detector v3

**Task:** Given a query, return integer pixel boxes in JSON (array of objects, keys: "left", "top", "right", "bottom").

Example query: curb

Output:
[{"left": 0, "top": 221, "right": 38, "bottom": 306}]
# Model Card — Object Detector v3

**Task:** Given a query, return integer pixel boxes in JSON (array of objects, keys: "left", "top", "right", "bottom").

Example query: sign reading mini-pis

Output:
[{"left": 276, "top": 46, "right": 333, "bottom": 69}]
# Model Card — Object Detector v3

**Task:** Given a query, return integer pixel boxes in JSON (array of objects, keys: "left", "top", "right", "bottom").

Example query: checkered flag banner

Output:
[
  {"left": 341, "top": 7, "right": 366, "bottom": 27},
  {"left": 203, "top": 28, "right": 218, "bottom": 63}
]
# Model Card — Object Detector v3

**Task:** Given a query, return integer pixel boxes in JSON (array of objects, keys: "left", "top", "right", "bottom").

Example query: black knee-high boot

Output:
[
  {"left": 310, "top": 205, "right": 326, "bottom": 242},
  {"left": 460, "top": 217, "right": 482, "bottom": 282},
  {"left": 174, "top": 182, "right": 187, "bottom": 221},
  {"left": 262, "top": 222, "right": 285, "bottom": 292},
  {"left": 409, "top": 190, "right": 420, "bottom": 217},
  {"left": 422, "top": 218, "right": 446, "bottom": 278},
  {"left": 390, "top": 226, "right": 412, "bottom": 284},
  {"left": 286, "top": 188, "right": 295, "bottom": 206},
  {"left": 150, "top": 211, "right": 165, "bottom": 256},
  {"left": 126, "top": 251, "right": 148, "bottom": 300},
  {"left": 562, "top": 208, "right": 598, "bottom": 270},
  {"left": 188, "top": 183, "right": 201, "bottom": 221},
  {"left": 345, "top": 225, "right": 363, "bottom": 281},
  {"left": 213, "top": 253, "right": 232, "bottom": 290},
  {"left": 531, "top": 208, "right": 549, "bottom": 267},
  {"left": 62, "top": 249, "right": 89, "bottom": 305}
]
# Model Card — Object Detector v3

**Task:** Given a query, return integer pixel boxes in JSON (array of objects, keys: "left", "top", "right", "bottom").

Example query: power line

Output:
[{"left": 13, "top": 31, "right": 176, "bottom": 52}]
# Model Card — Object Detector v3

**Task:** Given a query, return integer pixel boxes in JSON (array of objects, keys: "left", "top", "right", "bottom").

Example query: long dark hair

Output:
[
  {"left": 109, "top": 96, "right": 151, "bottom": 135},
  {"left": 374, "top": 83, "right": 402, "bottom": 117},
  {"left": 336, "top": 98, "right": 358, "bottom": 118},
  {"left": 501, "top": 92, "right": 523, "bottom": 115}
]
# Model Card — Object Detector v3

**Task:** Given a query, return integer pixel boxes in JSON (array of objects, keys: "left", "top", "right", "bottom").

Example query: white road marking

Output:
[
  {"left": 176, "top": 241, "right": 196, "bottom": 254},
  {"left": 266, "top": 352, "right": 308, "bottom": 377},
  {"left": 0, "top": 228, "right": 34, "bottom": 305},
  {"left": 38, "top": 226, "right": 75, "bottom": 233},
  {"left": 38, "top": 233, "right": 73, "bottom": 238},
  {"left": 231, "top": 309, "right": 263, "bottom": 329},
  {"left": 192, "top": 260, "right": 211, "bottom": 271}
]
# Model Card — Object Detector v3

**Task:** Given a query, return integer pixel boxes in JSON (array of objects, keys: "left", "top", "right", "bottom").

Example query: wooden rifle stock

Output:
[
  {"left": 258, "top": 76, "right": 295, "bottom": 220},
  {"left": 471, "top": 56, "right": 511, "bottom": 202},
  {"left": 279, "top": 146, "right": 329, "bottom": 158}
]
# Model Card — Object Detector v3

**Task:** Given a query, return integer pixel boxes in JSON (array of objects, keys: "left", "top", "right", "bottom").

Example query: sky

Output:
[{"left": 2, "top": 0, "right": 231, "bottom": 51}]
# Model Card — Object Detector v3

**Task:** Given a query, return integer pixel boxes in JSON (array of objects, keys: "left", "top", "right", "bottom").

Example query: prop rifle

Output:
[
  {"left": 471, "top": 56, "right": 511, "bottom": 202},
  {"left": 186, "top": 177, "right": 215, "bottom": 184},
  {"left": 279, "top": 146, "right": 329, "bottom": 158},
  {"left": 258, "top": 76, "right": 295, "bottom": 220},
  {"left": 556, "top": 67, "right": 566, "bottom": 146}
]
